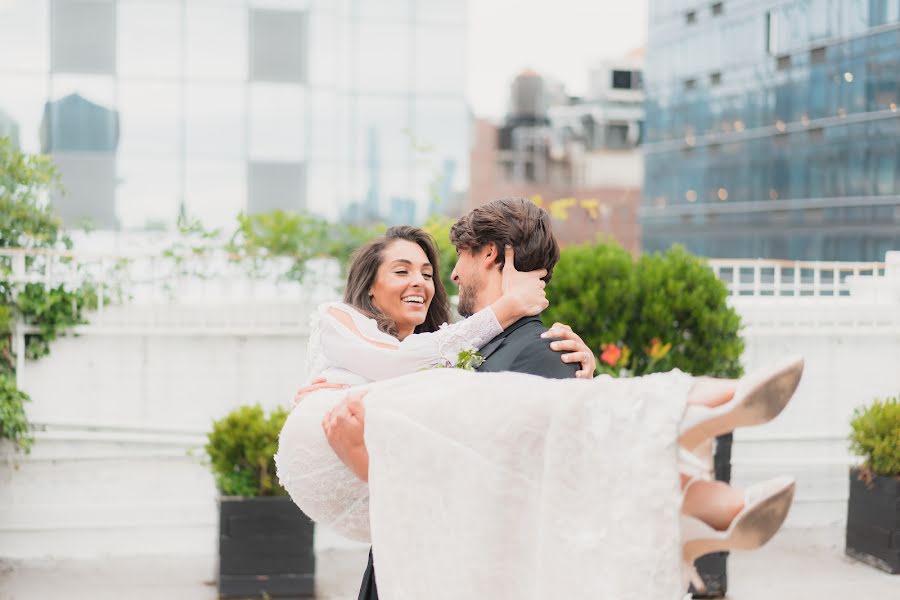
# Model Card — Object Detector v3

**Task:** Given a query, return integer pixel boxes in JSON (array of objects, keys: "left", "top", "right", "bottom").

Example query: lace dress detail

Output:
[{"left": 278, "top": 301, "right": 696, "bottom": 598}]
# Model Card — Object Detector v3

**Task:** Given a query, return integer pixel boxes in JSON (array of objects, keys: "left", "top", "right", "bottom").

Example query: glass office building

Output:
[
  {"left": 0, "top": 0, "right": 467, "bottom": 230},
  {"left": 642, "top": 0, "right": 900, "bottom": 260}
]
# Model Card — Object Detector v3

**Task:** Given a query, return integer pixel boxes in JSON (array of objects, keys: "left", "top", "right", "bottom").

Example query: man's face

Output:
[{"left": 450, "top": 247, "right": 484, "bottom": 317}]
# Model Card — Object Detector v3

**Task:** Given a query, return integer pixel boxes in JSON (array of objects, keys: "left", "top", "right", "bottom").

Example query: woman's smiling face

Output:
[{"left": 369, "top": 239, "right": 435, "bottom": 339}]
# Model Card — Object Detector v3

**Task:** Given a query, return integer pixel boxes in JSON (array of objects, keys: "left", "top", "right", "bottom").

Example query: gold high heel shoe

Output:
[
  {"left": 681, "top": 476, "right": 796, "bottom": 594},
  {"left": 679, "top": 356, "right": 804, "bottom": 453}
]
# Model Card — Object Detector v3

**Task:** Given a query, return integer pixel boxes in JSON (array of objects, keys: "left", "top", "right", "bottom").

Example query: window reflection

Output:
[
  {"left": 0, "top": 0, "right": 49, "bottom": 72},
  {"left": 119, "top": 82, "right": 180, "bottom": 157},
  {"left": 249, "top": 83, "right": 306, "bottom": 161},
  {"left": 413, "top": 98, "right": 467, "bottom": 191},
  {"left": 354, "top": 96, "right": 411, "bottom": 165},
  {"left": 250, "top": 8, "right": 308, "bottom": 83},
  {"left": 44, "top": 76, "right": 118, "bottom": 153},
  {"left": 356, "top": 23, "right": 411, "bottom": 92},
  {"left": 0, "top": 76, "right": 49, "bottom": 152},
  {"left": 185, "top": 159, "right": 246, "bottom": 230},
  {"left": 248, "top": 160, "right": 306, "bottom": 213},
  {"left": 416, "top": 0, "right": 466, "bottom": 25},
  {"left": 186, "top": 1, "right": 247, "bottom": 81},
  {"left": 414, "top": 26, "right": 465, "bottom": 94},
  {"left": 309, "top": 91, "right": 350, "bottom": 162},
  {"left": 118, "top": 0, "right": 182, "bottom": 79},
  {"left": 308, "top": 12, "right": 347, "bottom": 88},
  {"left": 355, "top": 0, "right": 410, "bottom": 21},
  {"left": 186, "top": 84, "right": 245, "bottom": 159},
  {"left": 51, "top": 0, "right": 116, "bottom": 75},
  {"left": 117, "top": 157, "right": 180, "bottom": 230}
]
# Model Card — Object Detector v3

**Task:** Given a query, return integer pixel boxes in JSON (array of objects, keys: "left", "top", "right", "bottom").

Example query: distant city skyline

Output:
[{"left": 467, "top": 0, "right": 648, "bottom": 118}]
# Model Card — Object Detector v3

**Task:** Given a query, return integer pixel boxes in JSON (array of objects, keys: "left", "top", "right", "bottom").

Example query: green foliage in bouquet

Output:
[
  {"left": 544, "top": 240, "right": 744, "bottom": 378},
  {"left": 205, "top": 404, "right": 290, "bottom": 497},
  {"left": 849, "top": 396, "right": 900, "bottom": 477},
  {"left": 0, "top": 138, "right": 98, "bottom": 452}
]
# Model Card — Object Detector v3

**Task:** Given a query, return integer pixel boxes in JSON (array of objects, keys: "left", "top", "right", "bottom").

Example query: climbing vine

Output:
[{"left": 0, "top": 138, "right": 98, "bottom": 452}]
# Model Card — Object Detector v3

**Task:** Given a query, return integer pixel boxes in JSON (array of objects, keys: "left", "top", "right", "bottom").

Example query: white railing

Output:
[
  {"left": 707, "top": 257, "right": 895, "bottom": 297},
  {"left": 0, "top": 247, "right": 343, "bottom": 309}
]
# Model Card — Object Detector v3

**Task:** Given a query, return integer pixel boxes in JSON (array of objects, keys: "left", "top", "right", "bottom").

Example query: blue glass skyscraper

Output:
[{"left": 642, "top": 0, "right": 900, "bottom": 260}]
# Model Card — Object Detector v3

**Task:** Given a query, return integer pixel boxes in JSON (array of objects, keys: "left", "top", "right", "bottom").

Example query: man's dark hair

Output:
[{"left": 449, "top": 197, "right": 560, "bottom": 283}]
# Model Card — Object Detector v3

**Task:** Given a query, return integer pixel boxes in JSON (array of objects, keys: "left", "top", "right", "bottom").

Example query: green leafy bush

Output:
[
  {"left": 226, "top": 209, "right": 384, "bottom": 280},
  {"left": 542, "top": 241, "right": 638, "bottom": 358},
  {"left": 205, "top": 404, "right": 290, "bottom": 497},
  {"left": 631, "top": 246, "right": 743, "bottom": 378},
  {"left": 0, "top": 138, "right": 98, "bottom": 452},
  {"left": 849, "top": 396, "right": 900, "bottom": 477},
  {"left": 544, "top": 241, "right": 744, "bottom": 378}
]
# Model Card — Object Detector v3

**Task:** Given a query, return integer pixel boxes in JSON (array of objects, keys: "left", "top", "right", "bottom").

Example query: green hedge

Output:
[{"left": 544, "top": 241, "right": 744, "bottom": 378}]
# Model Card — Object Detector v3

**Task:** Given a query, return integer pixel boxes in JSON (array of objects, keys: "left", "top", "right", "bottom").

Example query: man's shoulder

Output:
[{"left": 502, "top": 319, "right": 579, "bottom": 379}]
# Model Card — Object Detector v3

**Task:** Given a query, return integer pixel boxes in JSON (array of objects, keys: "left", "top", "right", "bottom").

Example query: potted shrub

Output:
[
  {"left": 206, "top": 404, "right": 315, "bottom": 598},
  {"left": 846, "top": 396, "right": 900, "bottom": 574}
]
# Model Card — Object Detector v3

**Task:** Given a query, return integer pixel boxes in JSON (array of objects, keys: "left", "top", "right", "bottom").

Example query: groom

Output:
[{"left": 324, "top": 197, "right": 594, "bottom": 600}]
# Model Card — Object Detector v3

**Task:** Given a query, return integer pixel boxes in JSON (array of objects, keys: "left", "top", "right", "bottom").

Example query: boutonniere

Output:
[
  {"left": 453, "top": 348, "right": 485, "bottom": 371},
  {"left": 435, "top": 348, "right": 485, "bottom": 371}
]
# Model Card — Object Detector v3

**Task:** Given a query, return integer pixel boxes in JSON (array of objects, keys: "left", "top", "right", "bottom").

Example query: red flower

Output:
[{"left": 600, "top": 343, "right": 622, "bottom": 366}]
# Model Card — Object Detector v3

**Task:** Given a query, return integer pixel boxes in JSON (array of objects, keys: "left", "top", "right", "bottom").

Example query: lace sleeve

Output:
[{"left": 319, "top": 303, "right": 503, "bottom": 382}]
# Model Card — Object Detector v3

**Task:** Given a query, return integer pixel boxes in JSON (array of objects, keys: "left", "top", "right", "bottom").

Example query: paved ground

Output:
[{"left": 0, "top": 527, "right": 895, "bottom": 599}]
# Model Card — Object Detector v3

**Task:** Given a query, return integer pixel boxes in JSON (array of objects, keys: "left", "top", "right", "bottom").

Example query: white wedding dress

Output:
[{"left": 276, "top": 302, "right": 693, "bottom": 599}]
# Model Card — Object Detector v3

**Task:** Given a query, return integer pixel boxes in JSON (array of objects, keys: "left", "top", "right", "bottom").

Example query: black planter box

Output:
[
  {"left": 219, "top": 496, "right": 316, "bottom": 599},
  {"left": 845, "top": 467, "right": 900, "bottom": 574},
  {"left": 689, "top": 433, "right": 732, "bottom": 599}
]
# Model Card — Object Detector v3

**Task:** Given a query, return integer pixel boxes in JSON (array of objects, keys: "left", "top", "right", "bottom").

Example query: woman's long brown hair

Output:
[{"left": 343, "top": 226, "right": 451, "bottom": 338}]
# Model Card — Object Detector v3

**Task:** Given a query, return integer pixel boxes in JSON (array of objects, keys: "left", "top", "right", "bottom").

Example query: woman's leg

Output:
[
  {"left": 686, "top": 377, "right": 738, "bottom": 408},
  {"left": 680, "top": 475, "right": 745, "bottom": 531}
]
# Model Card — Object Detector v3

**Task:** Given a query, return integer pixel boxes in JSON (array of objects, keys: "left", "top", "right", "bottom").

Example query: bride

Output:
[{"left": 276, "top": 202, "right": 802, "bottom": 599}]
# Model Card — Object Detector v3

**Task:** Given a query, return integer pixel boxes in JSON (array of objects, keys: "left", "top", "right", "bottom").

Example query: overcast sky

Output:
[{"left": 466, "top": 0, "right": 648, "bottom": 119}]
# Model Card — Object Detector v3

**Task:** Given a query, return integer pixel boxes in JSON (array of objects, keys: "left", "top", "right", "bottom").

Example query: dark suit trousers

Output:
[{"left": 358, "top": 547, "right": 378, "bottom": 600}]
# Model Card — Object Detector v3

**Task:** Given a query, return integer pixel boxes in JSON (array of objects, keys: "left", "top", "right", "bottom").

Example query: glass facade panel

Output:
[
  {"left": 248, "top": 83, "right": 306, "bottom": 161},
  {"left": 118, "top": 0, "right": 181, "bottom": 79},
  {"left": 51, "top": 152, "right": 118, "bottom": 229},
  {"left": 309, "top": 90, "right": 350, "bottom": 162},
  {"left": 0, "top": 1, "right": 49, "bottom": 72},
  {"left": 643, "top": 0, "right": 900, "bottom": 260},
  {"left": 416, "top": 0, "right": 466, "bottom": 24},
  {"left": 307, "top": 12, "right": 347, "bottom": 88},
  {"left": 186, "top": 1, "right": 247, "bottom": 81},
  {"left": 117, "top": 157, "right": 179, "bottom": 229},
  {"left": 0, "top": 76, "right": 49, "bottom": 152},
  {"left": 118, "top": 82, "right": 180, "bottom": 157},
  {"left": 185, "top": 159, "right": 247, "bottom": 229},
  {"left": 248, "top": 160, "right": 306, "bottom": 213},
  {"left": 51, "top": 0, "right": 116, "bottom": 74},
  {"left": 0, "top": 0, "right": 467, "bottom": 230},
  {"left": 356, "top": 23, "right": 411, "bottom": 92},
  {"left": 45, "top": 75, "right": 117, "bottom": 153},
  {"left": 354, "top": 96, "right": 412, "bottom": 165},
  {"left": 414, "top": 26, "right": 465, "bottom": 94},
  {"left": 250, "top": 8, "right": 308, "bottom": 83},
  {"left": 185, "top": 84, "right": 245, "bottom": 159}
]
